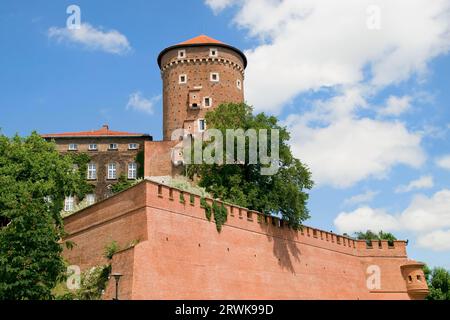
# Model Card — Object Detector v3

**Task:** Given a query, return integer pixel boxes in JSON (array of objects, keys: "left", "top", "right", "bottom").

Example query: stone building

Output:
[{"left": 42, "top": 125, "right": 152, "bottom": 207}]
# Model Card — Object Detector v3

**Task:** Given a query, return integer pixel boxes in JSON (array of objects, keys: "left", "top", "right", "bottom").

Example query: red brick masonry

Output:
[{"left": 62, "top": 180, "right": 429, "bottom": 300}]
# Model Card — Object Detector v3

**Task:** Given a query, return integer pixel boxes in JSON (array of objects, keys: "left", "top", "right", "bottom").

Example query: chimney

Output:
[{"left": 102, "top": 124, "right": 109, "bottom": 130}]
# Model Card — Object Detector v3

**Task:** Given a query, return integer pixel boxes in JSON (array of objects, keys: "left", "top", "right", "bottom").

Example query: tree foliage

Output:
[
  {"left": 355, "top": 230, "right": 397, "bottom": 242},
  {"left": 0, "top": 132, "right": 91, "bottom": 299},
  {"left": 187, "top": 103, "right": 313, "bottom": 229},
  {"left": 423, "top": 265, "right": 450, "bottom": 300}
]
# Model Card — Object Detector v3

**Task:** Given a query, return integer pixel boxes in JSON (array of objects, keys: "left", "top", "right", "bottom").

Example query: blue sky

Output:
[{"left": 1, "top": 0, "right": 450, "bottom": 269}]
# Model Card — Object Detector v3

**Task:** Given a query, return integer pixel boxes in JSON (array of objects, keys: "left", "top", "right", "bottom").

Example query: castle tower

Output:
[{"left": 158, "top": 35, "right": 247, "bottom": 141}]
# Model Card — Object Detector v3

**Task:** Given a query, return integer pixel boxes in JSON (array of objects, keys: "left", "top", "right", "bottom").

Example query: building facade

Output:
[{"left": 42, "top": 125, "right": 152, "bottom": 207}]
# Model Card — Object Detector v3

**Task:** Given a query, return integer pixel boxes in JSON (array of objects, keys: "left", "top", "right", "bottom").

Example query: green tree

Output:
[
  {"left": 186, "top": 103, "right": 313, "bottom": 229},
  {"left": 423, "top": 265, "right": 450, "bottom": 300},
  {"left": 355, "top": 230, "right": 397, "bottom": 241},
  {"left": 0, "top": 132, "right": 91, "bottom": 299}
]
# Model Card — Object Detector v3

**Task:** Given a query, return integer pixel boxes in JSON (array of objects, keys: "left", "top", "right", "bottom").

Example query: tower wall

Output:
[{"left": 160, "top": 46, "right": 245, "bottom": 140}]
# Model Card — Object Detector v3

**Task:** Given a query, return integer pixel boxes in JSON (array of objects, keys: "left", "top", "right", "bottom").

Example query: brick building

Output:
[
  {"left": 48, "top": 35, "right": 429, "bottom": 299},
  {"left": 42, "top": 125, "right": 152, "bottom": 207}
]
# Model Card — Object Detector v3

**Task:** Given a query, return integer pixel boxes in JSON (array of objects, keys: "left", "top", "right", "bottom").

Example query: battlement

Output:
[
  {"left": 160, "top": 57, "right": 245, "bottom": 77},
  {"left": 63, "top": 178, "right": 419, "bottom": 299},
  {"left": 145, "top": 179, "right": 408, "bottom": 258}
]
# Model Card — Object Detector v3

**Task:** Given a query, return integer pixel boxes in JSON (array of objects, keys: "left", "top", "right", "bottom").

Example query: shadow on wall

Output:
[{"left": 259, "top": 218, "right": 302, "bottom": 273}]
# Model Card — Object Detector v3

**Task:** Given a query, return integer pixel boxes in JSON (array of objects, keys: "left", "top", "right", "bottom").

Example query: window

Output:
[
  {"left": 87, "top": 163, "right": 97, "bottom": 180},
  {"left": 203, "top": 97, "right": 212, "bottom": 108},
  {"left": 108, "top": 163, "right": 117, "bottom": 179},
  {"left": 64, "top": 196, "right": 75, "bottom": 212},
  {"left": 198, "top": 119, "right": 206, "bottom": 132},
  {"left": 189, "top": 90, "right": 200, "bottom": 108},
  {"left": 128, "top": 162, "right": 137, "bottom": 179},
  {"left": 179, "top": 74, "right": 187, "bottom": 84},
  {"left": 128, "top": 143, "right": 138, "bottom": 150},
  {"left": 236, "top": 79, "right": 242, "bottom": 90},
  {"left": 178, "top": 49, "right": 186, "bottom": 59},
  {"left": 108, "top": 143, "right": 118, "bottom": 150},
  {"left": 210, "top": 72, "right": 219, "bottom": 82},
  {"left": 209, "top": 48, "right": 218, "bottom": 57},
  {"left": 86, "top": 194, "right": 96, "bottom": 206},
  {"left": 68, "top": 144, "right": 78, "bottom": 151},
  {"left": 416, "top": 275, "right": 422, "bottom": 281},
  {"left": 88, "top": 144, "right": 97, "bottom": 151}
]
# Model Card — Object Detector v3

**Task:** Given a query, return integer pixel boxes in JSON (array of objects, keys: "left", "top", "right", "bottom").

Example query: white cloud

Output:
[
  {"left": 205, "top": 0, "right": 235, "bottom": 13},
  {"left": 334, "top": 206, "right": 400, "bottom": 234},
  {"left": 436, "top": 155, "right": 450, "bottom": 170},
  {"left": 343, "top": 190, "right": 379, "bottom": 206},
  {"left": 48, "top": 23, "right": 131, "bottom": 55},
  {"left": 378, "top": 95, "right": 412, "bottom": 116},
  {"left": 335, "top": 189, "right": 450, "bottom": 250},
  {"left": 207, "top": 0, "right": 450, "bottom": 113},
  {"left": 395, "top": 175, "right": 434, "bottom": 193},
  {"left": 207, "top": 0, "right": 445, "bottom": 188},
  {"left": 126, "top": 92, "right": 161, "bottom": 115},
  {"left": 399, "top": 189, "right": 450, "bottom": 232},
  {"left": 286, "top": 107, "right": 425, "bottom": 188},
  {"left": 417, "top": 230, "right": 450, "bottom": 251}
]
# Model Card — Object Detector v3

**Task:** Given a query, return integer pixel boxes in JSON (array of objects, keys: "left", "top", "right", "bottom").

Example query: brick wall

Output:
[
  {"left": 160, "top": 46, "right": 245, "bottom": 141},
  {"left": 63, "top": 180, "right": 428, "bottom": 300}
]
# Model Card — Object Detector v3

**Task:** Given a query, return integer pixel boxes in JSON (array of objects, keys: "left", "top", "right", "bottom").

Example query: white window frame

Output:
[
  {"left": 209, "top": 48, "right": 218, "bottom": 57},
  {"left": 87, "top": 163, "right": 97, "bottom": 180},
  {"left": 68, "top": 144, "right": 78, "bottom": 151},
  {"left": 108, "top": 163, "right": 117, "bottom": 180},
  {"left": 64, "top": 196, "right": 75, "bottom": 212},
  {"left": 88, "top": 144, "right": 97, "bottom": 151},
  {"left": 177, "top": 49, "right": 186, "bottom": 59},
  {"left": 179, "top": 74, "right": 187, "bottom": 84},
  {"left": 203, "top": 97, "right": 212, "bottom": 108},
  {"left": 86, "top": 194, "right": 96, "bottom": 206},
  {"left": 128, "top": 162, "right": 137, "bottom": 180},
  {"left": 236, "top": 79, "right": 242, "bottom": 90},
  {"left": 108, "top": 143, "right": 118, "bottom": 150},
  {"left": 128, "top": 143, "right": 138, "bottom": 150},
  {"left": 210, "top": 72, "right": 219, "bottom": 82},
  {"left": 198, "top": 119, "right": 206, "bottom": 132}
]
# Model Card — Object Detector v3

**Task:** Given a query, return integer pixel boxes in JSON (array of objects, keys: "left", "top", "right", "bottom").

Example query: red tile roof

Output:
[
  {"left": 177, "top": 34, "right": 224, "bottom": 46},
  {"left": 41, "top": 125, "right": 150, "bottom": 138},
  {"left": 157, "top": 34, "right": 247, "bottom": 69}
]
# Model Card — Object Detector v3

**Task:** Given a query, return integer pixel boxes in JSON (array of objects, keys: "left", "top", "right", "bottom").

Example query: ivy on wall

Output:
[
  {"left": 135, "top": 151, "right": 145, "bottom": 178},
  {"left": 201, "top": 197, "right": 228, "bottom": 232}
]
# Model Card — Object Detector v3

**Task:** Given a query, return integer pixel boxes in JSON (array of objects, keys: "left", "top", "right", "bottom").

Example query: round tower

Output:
[{"left": 158, "top": 35, "right": 247, "bottom": 141}]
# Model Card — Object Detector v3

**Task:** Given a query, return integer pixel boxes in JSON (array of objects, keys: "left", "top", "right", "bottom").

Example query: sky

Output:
[{"left": 1, "top": 0, "right": 450, "bottom": 269}]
